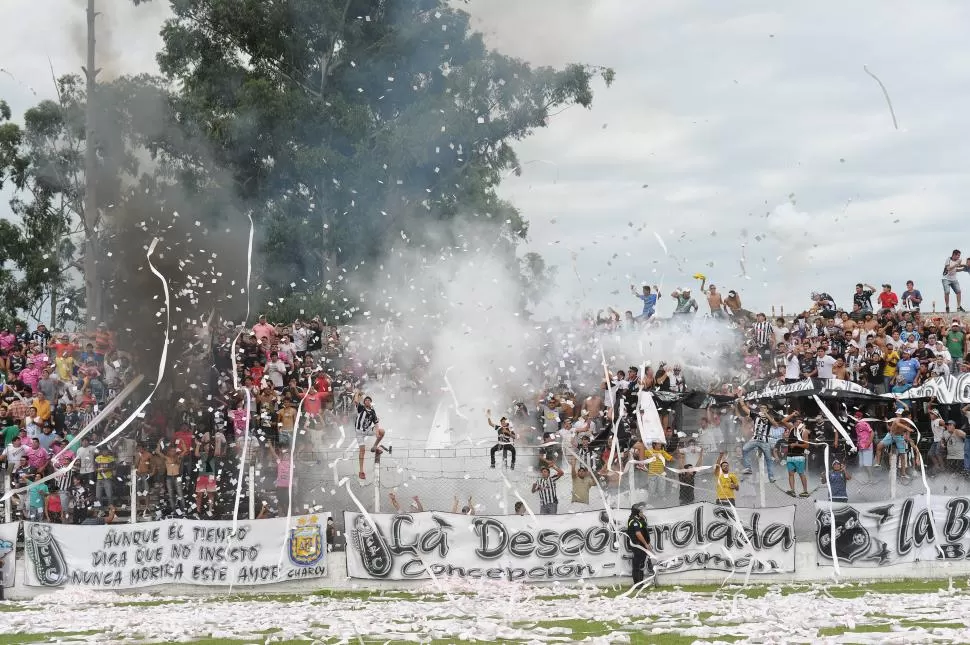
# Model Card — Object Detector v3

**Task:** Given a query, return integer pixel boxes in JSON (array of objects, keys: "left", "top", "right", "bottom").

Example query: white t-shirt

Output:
[
  {"left": 291, "top": 326, "right": 309, "bottom": 352},
  {"left": 785, "top": 354, "right": 801, "bottom": 380},
  {"left": 931, "top": 418, "right": 946, "bottom": 443},
  {"left": 816, "top": 355, "right": 837, "bottom": 379},
  {"left": 76, "top": 445, "right": 96, "bottom": 473},
  {"left": 3, "top": 443, "right": 26, "bottom": 466}
]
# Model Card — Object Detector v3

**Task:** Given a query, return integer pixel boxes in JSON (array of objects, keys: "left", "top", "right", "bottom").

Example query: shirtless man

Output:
[{"left": 700, "top": 278, "right": 725, "bottom": 318}]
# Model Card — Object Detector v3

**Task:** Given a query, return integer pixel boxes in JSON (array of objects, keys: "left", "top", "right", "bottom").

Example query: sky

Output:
[{"left": 2, "top": 0, "right": 968, "bottom": 320}]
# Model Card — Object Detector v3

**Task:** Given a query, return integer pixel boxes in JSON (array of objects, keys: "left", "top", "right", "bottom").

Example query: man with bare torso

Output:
[{"left": 700, "top": 277, "right": 725, "bottom": 318}]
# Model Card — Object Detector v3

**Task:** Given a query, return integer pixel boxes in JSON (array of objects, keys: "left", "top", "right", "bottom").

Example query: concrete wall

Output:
[{"left": 5, "top": 542, "right": 969, "bottom": 600}]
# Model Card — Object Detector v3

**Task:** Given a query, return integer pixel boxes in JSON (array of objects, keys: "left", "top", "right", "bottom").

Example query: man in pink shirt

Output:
[
  {"left": 252, "top": 314, "right": 276, "bottom": 344},
  {"left": 854, "top": 411, "right": 874, "bottom": 481},
  {"left": 26, "top": 437, "right": 50, "bottom": 471}
]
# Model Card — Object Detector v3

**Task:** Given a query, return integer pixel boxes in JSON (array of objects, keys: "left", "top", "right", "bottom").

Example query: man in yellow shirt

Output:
[
  {"left": 32, "top": 392, "right": 52, "bottom": 423},
  {"left": 643, "top": 441, "right": 673, "bottom": 500},
  {"left": 715, "top": 459, "right": 740, "bottom": 506}
]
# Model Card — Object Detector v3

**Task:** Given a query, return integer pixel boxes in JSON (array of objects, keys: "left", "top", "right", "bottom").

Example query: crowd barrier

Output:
[{"left": 4, "top": 495, "right": 970, "bottom": 599}]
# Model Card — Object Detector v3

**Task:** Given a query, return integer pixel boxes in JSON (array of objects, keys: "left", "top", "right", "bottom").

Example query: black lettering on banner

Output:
[
  {"left": 286, "top": 566, "right": 327, "bottom": 579},
  {"left": 102, "top": 528, "right": 161, "bottom": 549},
  {"left": 235, "top": 565, "right": 278, "bottom": 583},
  {"left": 72, "top": 570, "right": 123, "bottom": 587},
  {"left": 558, "top": 529, "right": 584, "bottom": 557},
  {"left": 192, "top": 526, "right": 249, "bottom": 543},
  {"left": 473, "top": 518, "right": 507, "bottom": 559},
  {"left": 170, "top": 545, "right": 192, "bottom": 559},
  {"left": 419, "top": 519, "right": 450, "bottom": 558},
  {"left": 585, "top": 526, "right": 611, "bottom": 554},
  {"left": 944, "top": 498, "right": 970, "bottom": 542},
  {"left": 401, "top": 559, "right": 426, "bottom": 578},
  {"left": 191, "top": 564, "right": 227, "bottom": 582},
  {"left": 898, "top": 498, "right": 916, "bottom": 556},
  {"left": 536, "top": 530, "right": 559, "bottom": 558},
  {"left": 670, "top": 521, "right": 695, "bottom": 549},
  {"left": 167, "top": 524, "right": 184, "bottom": 541},
  {"left": 390, "top": 515, "right": 418, "bottom": 556},
  {"left": 92, "top": 551, "right": 127, "bottom": 567},
  {"left": 509, "top": 532, "right": 534, "bottom": 557},
  {"left": 135, "top": 547, "right": 164, "bottom": 565}
]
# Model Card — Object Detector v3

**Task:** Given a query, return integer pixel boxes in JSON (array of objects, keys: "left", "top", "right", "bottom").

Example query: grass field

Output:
[{"left": 2, "top": 579, "right": 970, "bottom": 643}]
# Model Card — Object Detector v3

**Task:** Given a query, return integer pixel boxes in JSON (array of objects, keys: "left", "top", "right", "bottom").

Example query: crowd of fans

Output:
[{"left": 3, "top": 249, "right": 970, "bottom": 524}]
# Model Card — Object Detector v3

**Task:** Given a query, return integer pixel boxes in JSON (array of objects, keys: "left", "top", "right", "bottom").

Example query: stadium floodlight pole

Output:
[{"left": 82, "top": 0, "right": 102, "bottom": 327}]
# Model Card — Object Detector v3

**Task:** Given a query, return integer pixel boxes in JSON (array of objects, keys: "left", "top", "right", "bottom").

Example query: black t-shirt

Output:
[
  {"left": 494, "top": 424, "right": 513, "bottom": 444},
  {"left": 307, "top": 325, "right": 323, "bottom": 352},
  {"left": 787, "top": 425, "right": 808, "bottom": 456},
  {"left": 913, "top": 348, "right": 933, "bottom": 363},
  {"left": 853, "top": 290, "right": 874, "bottom": 311},
  {"left": 9, "top": 354, "right": 25, "bottom": 374},
  {"left": 799, "top": 356, "right": 817, "bottom": 376}
]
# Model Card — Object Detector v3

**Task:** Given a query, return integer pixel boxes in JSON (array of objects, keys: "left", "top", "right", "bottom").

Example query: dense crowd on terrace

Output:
[{"left": 2, "top": 249, "right": 970, "bottom": 524}]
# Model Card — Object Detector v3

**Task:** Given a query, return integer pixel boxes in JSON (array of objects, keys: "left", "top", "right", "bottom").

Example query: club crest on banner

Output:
[
  {"left": 816, "top": 506, "right": 889, "bottom": 565},
  {"left": 349, "top": 513, "right": 394, "bottom": 578},
  {"left": 24, "top": 523, "right": 68, "bottom": 586},
  {"left": 288, "top": 516, "right": 324, "bottom": 566}
]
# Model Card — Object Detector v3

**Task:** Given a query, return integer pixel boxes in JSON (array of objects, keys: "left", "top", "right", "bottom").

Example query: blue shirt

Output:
[
  {"left": 637, "top": 293, "right": 658, "bottom": 317},
  {"left": 900, "top": 330, "right": 920, "bottom": 344},
  {"left": 897, "top": 358, "right": 920, "bottom": 384},
  {"left": 828, "top": 471, "right": 848, "bottom": 500}
]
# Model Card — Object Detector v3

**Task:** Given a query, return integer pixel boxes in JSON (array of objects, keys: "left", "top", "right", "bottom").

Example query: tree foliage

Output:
[{"left": 155, "top": 0, "right": 612, "bottom": 315}]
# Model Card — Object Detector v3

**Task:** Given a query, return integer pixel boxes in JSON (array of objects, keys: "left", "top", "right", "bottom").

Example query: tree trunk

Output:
[
  {"left": 49, "top": 284, "right": 58, "bottom": 329},
  {"left": 83, "top": 0, "right": 101, "bottom": 329}
]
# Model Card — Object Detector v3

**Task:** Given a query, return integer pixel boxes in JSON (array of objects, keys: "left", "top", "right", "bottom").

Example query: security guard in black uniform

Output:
[{"left": 627, "top": 502, "right": 654, "bottom": 585}]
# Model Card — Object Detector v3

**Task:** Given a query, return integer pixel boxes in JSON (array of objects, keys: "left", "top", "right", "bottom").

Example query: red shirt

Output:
[
  {"left": 315, "top": 374, "right": 332, "bottom": 397},
  {"left": 303, "top": 391, "right": 321, "bottom": 414},
  {"left": 174, "top": 430, "right": 193, "bottom": 454},
  {"left": 878, "top": 292, "right": 898, "bottom": 309}
]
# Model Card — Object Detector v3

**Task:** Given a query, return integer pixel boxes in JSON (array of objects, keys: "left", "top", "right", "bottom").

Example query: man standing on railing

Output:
[
  {"left": 486, "top": 409, "right": 516, "bottom": 470},
  {"left": 738, "top": 401, "right": 777, "bottom": 483},
  {"left": 353, "top": 391, "right": 389, "bottom": 480},
  {"left": 532, "top": 458, "right": 563, "bottom": 515}
]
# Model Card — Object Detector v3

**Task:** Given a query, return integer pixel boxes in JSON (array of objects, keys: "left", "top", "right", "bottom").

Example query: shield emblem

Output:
[
  {"left": 816, "top": 506, "right": 871, "bottom": 563},
  {"left": 288, "top": 523, "right": 324, "bottom": 566}
]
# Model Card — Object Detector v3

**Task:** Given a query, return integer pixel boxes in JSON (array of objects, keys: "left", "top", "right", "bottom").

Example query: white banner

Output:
[
  {"left": 23, "top": 514, "right": 329, "bottom": 589},
  {"left": 816, "top": 496, "right": 970, "bottom": 566},
  {"left": 345, "top": 504, "right": 795, "bottom": 581},
  {"left": 0, "top": 522, "right": 15, "bottom": 588}
]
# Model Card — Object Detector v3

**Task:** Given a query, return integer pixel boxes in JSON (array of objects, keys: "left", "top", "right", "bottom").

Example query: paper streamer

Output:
[
  {"left": 863, "top": 65, "right": 899, "bottom": 130},
  {"left": 276, "top": 369, "right": 319, "bottom": 570},
  {"left": 96, "top": 238, "right": 169, "bottom": 448},
  {"left": 812, "top": 395, "right": 857, "bottom": 453},
  {"left": 895, "top": 415, "right": 944, "bottom": 560}
]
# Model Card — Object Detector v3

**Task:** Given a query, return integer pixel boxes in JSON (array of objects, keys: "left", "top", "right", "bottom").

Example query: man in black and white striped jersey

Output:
[
  {"left": 752, "top": 312, "right": 774, "bottom": 361},
  {"left": 353, "top": 391, "right": 390, "bottom": 480},
  {"left": 532, "top": 457, "right": 564, "bottom": 515}
]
